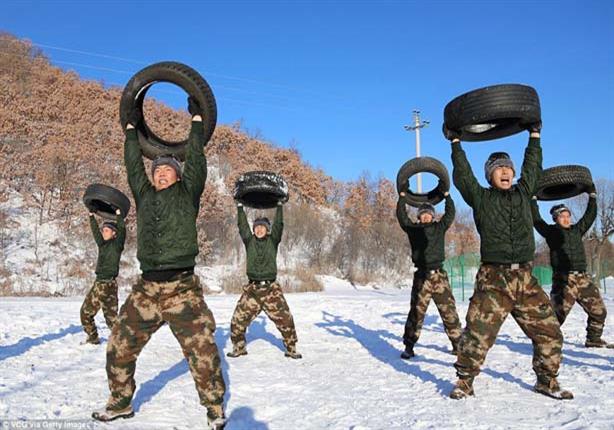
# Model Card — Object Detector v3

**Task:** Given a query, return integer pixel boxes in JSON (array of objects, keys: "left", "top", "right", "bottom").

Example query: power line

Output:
[
  {"left": 32, "top": 43, "right": 148, "bottom": 65},
  {"left": 30, "top": 40, "right": 346, "bottom": 100},
  {"left": 0, "top": 51, "right": 302, "bottom": 111}
]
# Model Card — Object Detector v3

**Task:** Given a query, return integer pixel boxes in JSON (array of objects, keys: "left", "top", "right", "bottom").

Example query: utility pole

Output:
[{"left": 404, "top": 110, "right": 429, "bottom": 193}]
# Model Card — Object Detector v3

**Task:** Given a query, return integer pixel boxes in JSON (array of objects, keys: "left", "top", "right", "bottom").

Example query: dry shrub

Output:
[
  {"left": 63, "top": 257, "right": 90, "bottom": 279},
  {"left": 0, "top": 265, "right": 11, "bottom": 296},
  {"left": 278, "top": 267, "right": 323, "bottom": 293},
  {"left": 221, "top": 272, "right": 247, "bottom": 294}
]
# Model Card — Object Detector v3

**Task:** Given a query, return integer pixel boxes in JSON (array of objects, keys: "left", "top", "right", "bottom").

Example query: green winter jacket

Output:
[
  {"left": 238, "top": 204, "right": 283, "bottom": 281},
  {"left": 531, "top": 196, "right": 597, "bottom": 273},
  {"left": 124, "top": 121, "right": 207, "bottom": 274},
  {"left": 452, "top": 137, "right": 542, "bottom": 264},
  {"left": 396, "top": 195, "right": 455, "bottom": 271},
  {"left": 90, "top": 213, "right": 125, "bottom": 281}
]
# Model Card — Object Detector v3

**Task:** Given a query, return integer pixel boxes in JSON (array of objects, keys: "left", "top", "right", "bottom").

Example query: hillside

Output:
[{"left": 0, "top": 33, "right": 441, "bottom": 295}]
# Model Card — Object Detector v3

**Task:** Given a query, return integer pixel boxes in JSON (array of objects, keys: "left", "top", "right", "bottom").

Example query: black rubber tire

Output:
[
  {"left": 396, "top": 157, "right": 450, "bottom": 207},
  {"left": 83, "top": 184, "right": 131, "bottom": 219},
  {"left": 443, "top": 84, "right": 540, "bottom": 142},
  {"left": 535, "top": 165, "right": 593, "bottom": 201},
  {"left": 233, "top": 171, "right": 289, "bottom": 209},
  {"left": 119, "top": 61, "right": 217, "bottom": 160}
]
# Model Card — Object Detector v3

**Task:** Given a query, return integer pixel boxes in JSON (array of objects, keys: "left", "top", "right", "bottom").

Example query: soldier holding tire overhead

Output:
[
  {"left": 227, "top": 171, "right": 301, "bottom": 360},
  {"left": 531, "top": 176, "right": 612, "bottom": 349},
  {"left": 93, "top": 62, "right": 226, "bottom": 430},
  {"left": 81, "top": 206, "right": 125, "bottom": 345},
  {"left": 395, "top": 158, "right": 461, "bottom": 359},
  {"left": 444, "top": 84, "right": 572, "bottom": 401},
  {"left": 81, "top": 184, "right": 130, "bottom": 346}
]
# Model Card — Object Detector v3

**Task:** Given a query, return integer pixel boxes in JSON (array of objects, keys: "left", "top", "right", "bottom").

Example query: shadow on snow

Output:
[
  {"left": 131, "top": 317, "right": 280, "bottom": 428},
  {"left": 0, "top": 324, "right": 82, "bottom": 362},
  {"left": 132, "top": 325, "right": 232, "bottom": 413},
  {"left": 315, "top": 311, "right": 454, "bottom": 395}
]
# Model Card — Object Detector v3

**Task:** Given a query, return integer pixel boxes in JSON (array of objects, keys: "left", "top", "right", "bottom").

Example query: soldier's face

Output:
[
  {"left": 254, "top": 225, "right": 267, "bottom": 238},
  {"left": 491, "top": 166, "right": 515, "bottom": 190},
  {"left": 153, "top": 165, "right": 178, "bottom": 191},
  {"left": 419, "top": 213, "right": 433, "bottom": 224},
  {"left": 556, "top": 211, "right": 572, "bottom": 228},
  {"left": 102, "top": 227, "right": 116, "bottom": 241}
]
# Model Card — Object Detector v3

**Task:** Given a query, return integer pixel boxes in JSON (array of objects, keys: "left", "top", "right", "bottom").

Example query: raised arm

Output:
[
  {"left": 115, "top": 209, "right": 126, "bottom": 245},
  {"left": 451, "top": 140, "right": 483, "bottom": 208},
  {"left": 237, "top": 204, "right": 252, "bottom": 244},
  {"left": 182, "top": 117, "right": 207, "bottom": 209},
  {"left": 124, "top": 125, "right": 152, "bottom": 205},
  {"left": 439, "top": 192, "right": 455, "bottom": 230},
  {"left": 89, "top": 214, "right": 103, "bottom": 246},
  {"left": 270, "top": 203, "right": 284, "bottom": 245},
  {"left": 576, "top": 189, "right": 598, "bottom": 235},
  {"left": 517, "top": 125, "right": 542, "bottom": 196},
  {"left": 396, "top": 195, "right": 416, "bottom": 231},
  {"left": 530, "top": 197, "right": 550, "bottom": 237}
]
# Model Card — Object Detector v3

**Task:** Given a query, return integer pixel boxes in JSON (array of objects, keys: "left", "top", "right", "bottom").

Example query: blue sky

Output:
[{"left": 1, "top": 0, "right": 612, "bottom": 205}]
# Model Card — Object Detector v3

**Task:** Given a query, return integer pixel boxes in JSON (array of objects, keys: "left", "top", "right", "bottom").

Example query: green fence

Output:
[
  {"left": 600, "top": 261, "right": 609, "bottom": 294},
  {"left": 532, "top": 265, "right": 553, "bottom": 287},
  {"left": 442, "top": 255, "right": 611, "bottom": 301},
  {"left": 443, "top": 253, "right": 479, "bottom": 301}
]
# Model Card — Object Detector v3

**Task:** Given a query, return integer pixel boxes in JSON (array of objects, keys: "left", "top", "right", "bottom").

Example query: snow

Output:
[{"left": 1, "top": 278, "right": 613, "bottom": 429}]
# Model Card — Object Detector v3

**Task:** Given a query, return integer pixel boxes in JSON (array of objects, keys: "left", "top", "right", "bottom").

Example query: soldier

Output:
[
  {"left": 92, "top": 98, "right": 226, "bottom": 430},
  {"left": 226, "top": 200, "right": 301, "bottom": 359},
  {"left": 81, "top": 208, "right": 125, "bottom": 345},
  {"left": 446, "top": 122, "right": 573, "bottom": 400},
  {"left": 396, "top": 192, "right": 461, "bottom": 359},
  {"left": 532, "top": 194, "right": 612, "bottom": 348}
]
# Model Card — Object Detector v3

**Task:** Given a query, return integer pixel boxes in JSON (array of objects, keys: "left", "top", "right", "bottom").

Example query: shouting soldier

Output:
[
  {"left": 92, "top": 98, "right": 226, "bottom": 429},
  {"left": 446, "top": 122, "right": 573, "bottom": 400}
]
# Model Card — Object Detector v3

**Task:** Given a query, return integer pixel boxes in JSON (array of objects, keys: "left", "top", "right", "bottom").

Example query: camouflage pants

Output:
[
  {"left": 403, "top": 269, "right": 462, "bottom": 347},
  {"left": 551, "top": 272, "right": 607, "bottom": 340},
  {"left": 80, "top": 279, "right": 118, "bottom": 340},
  {"left": 230, "top": 281, "right": 298, "bottom": 352},
  {"left": 105, "top": 274, "right": 226, "bottom": 420},
  {"left": 455, "top": 264, "right": 563, "bottom": 379}
]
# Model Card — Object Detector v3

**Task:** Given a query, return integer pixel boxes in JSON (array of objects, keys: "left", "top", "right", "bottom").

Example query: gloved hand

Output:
[
  {"left": 443, "top": 124, "right": 461, "bottom": 142},
  {"left": 127, "top": 109, "right": 142, "bottom": 127},
  {"left": 526, "top": 120, "right": 542, "bottom": 133},
  {"left": 277, "top": 200, "right": 284, "bottom": 206},
  {"left": 188, "top": 96, "right": 202, "bottom": 117},
  {"left": 589, "top": 183, "right": 597, "bottom": 196}
]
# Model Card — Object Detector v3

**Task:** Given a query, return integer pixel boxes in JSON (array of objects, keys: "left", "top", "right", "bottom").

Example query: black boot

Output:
[
  {"left": 226, "top": 347, "right": 247, "bottom": 358},
  {"left": 450, "top": 376, "right": 474, "bottom": 399},
  {"left": 400, "top": 344, "right": 415, "bottom": 360},
  {"left": 534, "top": 375, "right": 573, "bottom": 400},
  {"left": 284, "top": 346, "right": 302, "bottom": 359},
  {"left": 585, "top": 338, "right": 614, "bottom": 348}
]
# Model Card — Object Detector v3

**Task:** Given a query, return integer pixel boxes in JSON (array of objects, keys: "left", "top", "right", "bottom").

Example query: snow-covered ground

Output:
[{"left": 1, "top": 279, "right": 613, "bottom": 429}]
